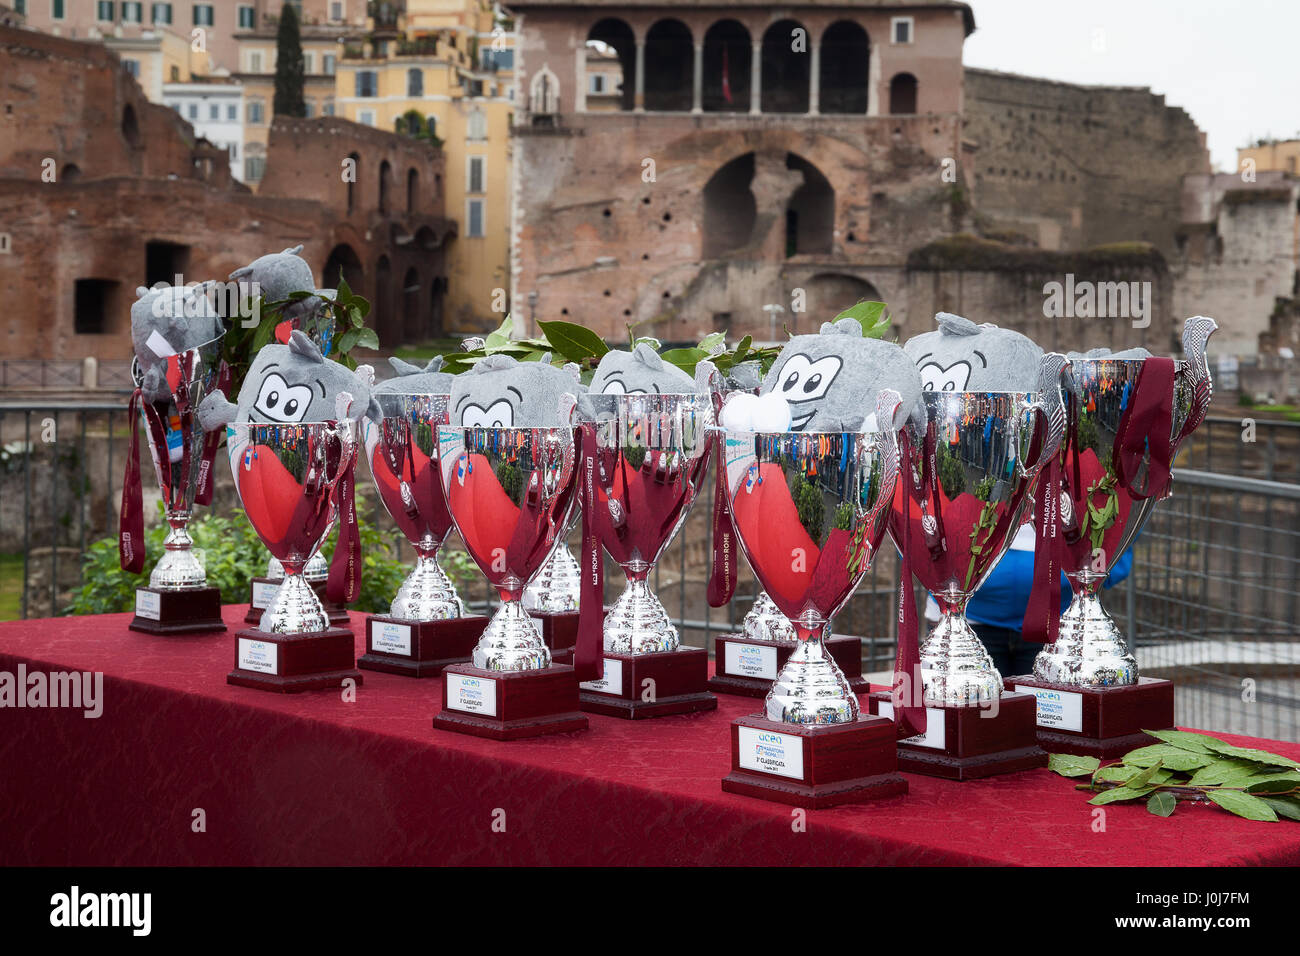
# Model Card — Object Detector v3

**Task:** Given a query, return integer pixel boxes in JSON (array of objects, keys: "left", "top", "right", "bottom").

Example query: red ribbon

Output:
[
  {"left": 891, "top": 433, "right": 926, "bottom": 740},
  {"left": 1023, "top": 452, "right": 1063, "bottom": 644},
  {"left": 707, "top": 430, "right": 737, "bottom": 608},
  {"left": 195, "top": 361, "right": 229, "bottom": 507},
  {"left": 119, "top": 388, "right": 149, "bottom": 574},
  {"left": 1112, "top": 357, "right": 1176, "bottom": 500},
  {"left": 573, "top": 423, "right": 605, "bottom": 682},
  {"left": 326, "top": 435, "right": 361, "bottom": 605}
]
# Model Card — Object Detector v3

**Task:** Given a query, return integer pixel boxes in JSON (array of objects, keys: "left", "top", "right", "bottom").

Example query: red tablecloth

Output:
[{"left": 1, "top": 606, "right": 1297, "bottom": 866}]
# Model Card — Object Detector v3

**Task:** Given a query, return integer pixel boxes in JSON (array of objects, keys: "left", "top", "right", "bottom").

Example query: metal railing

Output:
[{"left": 1, "top": 402, "right": 1296, "bottom": 743}]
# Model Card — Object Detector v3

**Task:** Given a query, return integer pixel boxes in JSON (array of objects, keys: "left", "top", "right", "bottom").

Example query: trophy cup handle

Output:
[
  {"left": 866, "top": 389, "right": 903, "bottom": 527},
  {"left": 1017, "top": 352, "right": 1068, "bottom": 477},
  {"left": 1181, "top": 315, "right": 1219, "bottom": 430},
  {"left": 695, "top": 359, "right": 726, "bottom": 417}
]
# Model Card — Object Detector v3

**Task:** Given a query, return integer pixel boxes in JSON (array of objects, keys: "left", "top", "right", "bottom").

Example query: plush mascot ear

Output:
[
  {"left": 287, "top": 329, "right": 325, "bottom": 364},
  {"left": 229, "top": 265, "right": 253, "bottom": 280},
  {"left": 197, "top": 391, "right": 238, "bottom": 431},
  {"left": 632, "top": 342, "right": 665, "bottom": 370},
  {"left": 425, "top": 356, "right": 446, "bottom": 373},
  {"left": 282, "top": 244, "right": 304, "bottom": 256},
  {"left": 563, "top": 361, "right": 581, "bottom": 382},
  {"left": 388, "top": 356, "right": 421, "bottom": 376}
]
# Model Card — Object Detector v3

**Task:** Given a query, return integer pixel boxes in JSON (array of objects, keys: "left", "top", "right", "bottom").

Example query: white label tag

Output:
[
  {"left": 145, "top": 329, "right": 177, "bottom": 358},
  {"left": 877, "top": 701, "right": 947, "bottom": 749},
  {"left": 724, "top": 641, "right": 778, "bottom": 680},
  {"left": 238, "top": 637, "right": 278, "bottom": 675},
  {"left": 373, "top": 621, "right": 413, "bottom": 656},
  {"left": 446, "top": 673, "right": 498, "bottom": 717},
  {"left": 135, "top": 590, "right": 161, "bottom": 621},
  {"left": 251, "top": 581, "right": 279, "bottom": 610},
  {"left": 1015, "top": 684, "right": 1084, "bottom": 733},
  {"left": 737, "top": 726, "right": 804, "bottom": 780},
  {"left": 579, "top": 658, "right": 623, "bottom": 695}
]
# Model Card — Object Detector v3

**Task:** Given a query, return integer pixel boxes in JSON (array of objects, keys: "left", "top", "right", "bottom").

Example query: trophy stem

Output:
[
  {"left": 522, "top": 541, "right": 582, "bottom": 613},
  {"left": 390, "top": 549, "right": 464, "bottom": 621},
  {"left": 743, "top": 590, "right": 796, "bottom": 643},
  {"left": 764, "top": 621, "right": 858, "bottom": 724},
  {"left": 149, "top": 510, "right": 207, "bottom": 589},
  {"left": 1032, "top": 589, "right": 1138, "bottom": 687},
  {"left": 920, "top": 606, "right": 1002, "bottom": 706},
  {"left": 259, "top": 568, "right": 329, "bottom": 634},
  {"left": 472, "top": 598, "right": 552, "bottom": 671},
  {"left": 604, "top": 573, "right": 679, "bottom": 655}
]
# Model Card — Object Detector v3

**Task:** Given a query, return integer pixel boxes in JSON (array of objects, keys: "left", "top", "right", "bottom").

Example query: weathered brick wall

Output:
[{"left": 963, "top": 68, "right": 1210, "bottom": 256}]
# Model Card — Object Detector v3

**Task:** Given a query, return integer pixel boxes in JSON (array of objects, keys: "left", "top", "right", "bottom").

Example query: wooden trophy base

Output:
[
  {"left": 722, "top": 714, "right": 908, "bottom": 809},
  {"left": 227, "top": 626, "right": 362, "bottom": 693},
  {"left": 129, "top": 586, "right": 226, "bottom": 635},
  {"left": 866, "top": 691, "right": 1048, "bottom": 781},
  {"left": 708, "top": 633, "right": 870, "bottom": 698},
  {"left": 1004, "top": 675, "right": 1175, "bottom": 758},
  {"left": 433, "top": 663, "right": 588, "bottom": 740},
  {"left": 245, "top": 577, "right": 350, "bottom": 628},
  {"left": 578, "top": 647, "right": 717, "bottom": 719},
  {"left": 358, "top": 614, "right": 489, "bottom": 677}
]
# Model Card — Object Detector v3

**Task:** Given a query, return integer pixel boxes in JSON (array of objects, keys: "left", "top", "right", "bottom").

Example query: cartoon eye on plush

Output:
[
  {"left": 462, "top": 400, "right": 514, "bottom": 428},
  {"left": 918, "top": 361, "right": 972, "bottom": 392},
  {"left": 600, "top": 377, "right": 648, "bottom": 396},
  {"left": 253, "top": 372, "right": 314, "bottom": 423},
  {"left": 772, "top": 354, "right": 843, "bottom": 429}
]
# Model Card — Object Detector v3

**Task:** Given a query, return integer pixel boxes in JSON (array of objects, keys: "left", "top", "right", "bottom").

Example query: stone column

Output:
[
  {"left": 809, "top": 40, "right": 820, "bottom": 114},
  {"left": 749, "top": 40, "right": 762, "bottom": 114},
  {"left": 634, "top": 39, "right": 646, "bottom": 112},
  {"left": 575, "top": 46, "right": 587, "bottom": 112},
  {"left": 692, "top": 41, "right": 703, "bottom": 113}
]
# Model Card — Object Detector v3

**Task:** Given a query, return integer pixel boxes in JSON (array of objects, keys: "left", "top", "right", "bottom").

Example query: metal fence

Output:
[{"left": 1, "top": 402, "right": 1296, "bottom": 744}]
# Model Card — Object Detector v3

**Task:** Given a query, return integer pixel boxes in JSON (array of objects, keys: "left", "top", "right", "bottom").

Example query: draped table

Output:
[{"left": 1, "top": 606, "right": 1297, "bottom": 866}]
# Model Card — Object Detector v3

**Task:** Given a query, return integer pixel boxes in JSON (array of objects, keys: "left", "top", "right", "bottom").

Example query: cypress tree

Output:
[{"left": 273, "top": 3, "right": 306, "bottom": 118}]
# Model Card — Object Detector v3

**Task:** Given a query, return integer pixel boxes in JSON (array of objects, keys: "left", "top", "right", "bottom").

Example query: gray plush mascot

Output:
[
  {"left": 588, "top": 343, "right": 695, "bottom": 395},
  {"left": 449, "top": 354, "right": 583, "bottom": 428},
  {"left": 229, "top": 245, "right": 321, "bottom": 319},
  {"left": 376, "top": 355, "right": 455, "bottom": 395},
  {"left": 130, "top": 283, "right": 225, "bottom": 403},
  {"left": 902, "top": 312, "right": 1043, "bottom": 393}
]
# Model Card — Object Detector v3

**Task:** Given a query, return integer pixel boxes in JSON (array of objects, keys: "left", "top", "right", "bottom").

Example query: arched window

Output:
[
  {"left": 761, "top": 20, "right": 810, "bottom": 113},
  {"left": 784, "top": 153, "right": 834, "bottom": 256},
  {"left": 402, "top": 267, "right": 421, "bottom": 340},
  {"left": 702, "top": 20, "right": 750, "bottom": 113},
  {"left": 529, "top": 68, "right": 559, "bottom": 114},
  {"left": 407, "top": 67, "right": 423, "bottom": 97},
  {"left": 406, "top": 167, "right": 418, "bottom": 213},
  {"left": 323, "top": 243, "right": 363, "bottom": 290},
  {"left": 889, "top": 72, "right": 918, "bottom": 114},
  {"left": 121, "top": 104, "right": 141, "bottom": 147},
  {"left": 643, "top": 19, "right": 692, "bottom": 112},
  {"left": 378, "top": 159, "right": 392, "bottom": 214},
  {"left": 374, "top": 255, "right": 395, "bottom": 344},
  {"left": 819, "top": 21, "right": 869, "bottom": 113},
  {"left": 467, "top": 107, "right": 487, "bottom": 140},
  {"left": 586, "top": 19, "right": 635, "bottom": 111},
  {"left": 345, "top": 151, "right": 360, "bottom": 215},
  {"left": 702, "top": 153, "right": 757, "bottom": 258}
]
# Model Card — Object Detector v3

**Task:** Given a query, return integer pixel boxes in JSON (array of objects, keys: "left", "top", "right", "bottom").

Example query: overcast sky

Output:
[{"left": 963, "top": 0, "right": 1300, "bottom": 172}]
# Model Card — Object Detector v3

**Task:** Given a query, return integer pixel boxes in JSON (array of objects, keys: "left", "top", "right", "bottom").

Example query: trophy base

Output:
[
  {"left": 129, "top": 586, "right": 226, "bottom": 636},
  {"left": 433, "top": 663, "right": 588, "bottom": 740},
  {"left": 866, "top": 691, "right": 1048, "bottom": 781},
  {"left": 721, "top": 714, "right": 908, "bottom": 809},
  {"left": 227, "top": 626, "right": 361, "bottom": 693},
  {"left": 358, "top": 615, "right": 490, "bottom": 677},
  {"left": 530, "top": 609, "right": 581, "bottom": 664},
  {"left": 245, "top": 577, "right": 350, "bottom": 628},
  {"left": 1003, "top": 675, "right": 1175, "bottom": 758},
  {"left": 707, "top": 633, "right": 869, "bottom": 698},
  {"left": 578, "top": 647, "right": 717, "bottom": 719}
]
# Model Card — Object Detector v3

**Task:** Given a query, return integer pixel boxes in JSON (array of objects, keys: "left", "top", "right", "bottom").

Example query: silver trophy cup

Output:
[
  {"left": 1032, "top": 318, "right": 1217, "bottom": 686},
  {"left": 437, "top": 422, "right": 580, "bottom": 670},
  {"left": 580, "top": 392, "right": 713, "bottom": 655},
  {"left": 890, "top": 354, "right": 1067, "bottom": 706},
  {"left": 718, "top": 391, "right": 902, "bottom": 724}
]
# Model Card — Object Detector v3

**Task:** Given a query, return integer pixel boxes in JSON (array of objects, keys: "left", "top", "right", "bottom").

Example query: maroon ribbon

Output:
[
  {"left": 891, "top": 434, "right": 926, "bottom": 740},
  {"left": 1113, "top": 358, "right": 1176, "bottom": 500},
  {"left": 707, "top": 430, "right": 737, "bottom": 608},
  {"left": 195, "top": 361, "right": 229, "bottom": 507},
  {"left": 1023, "top": 453, "right": 1063, "bottom": 644},
  {"left": 573, "top": 424, "right": 605, "bottom": 682},
  {"left": 119, "top": 388, "right": 149, "bottom": 574},
  {"left": 326, "top": 434, "right": 361, "bottom": 604}
]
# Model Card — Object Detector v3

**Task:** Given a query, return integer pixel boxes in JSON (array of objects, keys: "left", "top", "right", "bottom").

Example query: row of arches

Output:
[
  {"left": 323, "top": 243, "right": 448, "bottom": 344},
  {"left": 563, "top": 18, "right": 920, "bottom": 115},
  {"left": 345, "top": 153, "right": 442, "bottom": 218}
]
